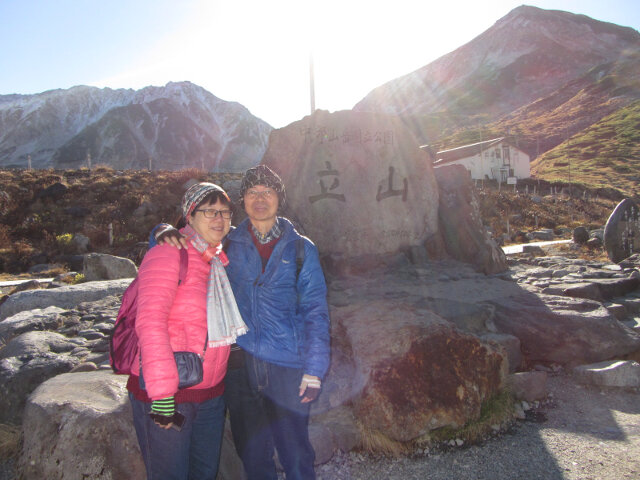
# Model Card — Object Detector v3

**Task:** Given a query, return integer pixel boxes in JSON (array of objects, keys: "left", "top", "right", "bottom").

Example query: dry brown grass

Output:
[
  {"left": 0, "top": 424, "right": 21, "bottom": 461},
  {"left": 0, "top": 168, "right": 242, "bottom": 273},
  {"left": 0, "top": 167, "right": 624, "bottom": 274},
  {"left": 477, "top": 182, "right": 619, "bottom": 241},
  {"left": 357, "top": 421, "right": 410, "bottom": 456}
]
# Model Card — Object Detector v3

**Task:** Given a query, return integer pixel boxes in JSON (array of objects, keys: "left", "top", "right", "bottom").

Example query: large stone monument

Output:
[
  {"left": 434, "top": 165, "right": 507, "bottom": 274},
  {"left": 262, "top": 110, "right": 439, "bottom": 258},
  {"left": 604, "top": 198, "right": 640, "bottom": 263}
]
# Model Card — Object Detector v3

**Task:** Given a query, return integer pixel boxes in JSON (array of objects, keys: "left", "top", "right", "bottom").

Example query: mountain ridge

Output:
[
  {"left": 0, "top": 81, "right": 272, "bottom": 172},
  {"left": 353, "top": 5, "right": 640, "bottom": 188}
]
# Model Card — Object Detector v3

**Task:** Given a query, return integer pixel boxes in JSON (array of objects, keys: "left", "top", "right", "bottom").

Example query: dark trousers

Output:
[
  {"left": 130, "top": 394, "right": 225, "bottom": 480},
  {"left": 224, "top": 351, "right": 315, "bottom": 480}
]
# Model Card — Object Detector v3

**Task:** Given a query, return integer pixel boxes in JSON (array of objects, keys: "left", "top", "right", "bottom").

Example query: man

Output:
[{"left": 154, "top": 165, "right": 330, "bottom": 480}]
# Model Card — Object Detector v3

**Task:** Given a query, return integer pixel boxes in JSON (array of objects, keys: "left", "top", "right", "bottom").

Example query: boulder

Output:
[
  {"left": 83, "top": 253, "right": 137, "bottom": 281},
  {"left": 0, "top": 278, "right": 132, "bottom": 320},
  {"left": 0, "top": 305, "right": 67, "bottom": 343},
  {"left": 0, "top": 331, "right": 83, "bottom": 423},
  {"left": 481, "top": 333, "right": 523, "bottom": 373},
  {"left": 527, "top": 229, "right": 554, "bottom": 241},
  {"left": 18, "top": 370, "right": 336, "bottom": 479},
  {"left": 6, "top": 279, "right": 43, "bottom": 294},
  {"left": 508, "top": 371, "right": 548, "bottom": 401},
  {"left": 604, "top": 198, "right": 640, "bottom": 263},
  {"left": 0, "top": 330, "right": 83, "bottom": 361},
  {"left": 333, "top": 300, "right": 507, "bottom": 442},
  {"left": 574, "top": 360, "right": 640, "bottom": 388},
  {"left": 310, "top": 406, "right": 360, "bottom": 461},
  {"left": 619, "top": 253, "right": 640, "bottom": 269},
  {"left": 561, "top": 277, "right": 640, "bottom": 302},
  {"left": 434, "top": 165, "right": 508, "bottom": 274},
  {"left": 262, "top": 110, "right": 439, "bottom": 259},
  {"left": 586, "top": 237, "right": 603, "bottom": 249},
  {"left": 54, "top": 254, "right": 86, "bottom": 271},
  {"left": 18, "top": 371, "right": 146, "bottom": 480},
  {"left": 573, "top": 226, "right": 589, "bottom": 244},
  {"left": 522, "top": 245, "right": 546, "bottom": 256},
  {"left": 489, "top": 291, "right": 640, "bottom": 366},
  {"left": 417, "top": 298, "right": 496, "bottom": 334},
  {"left": 71, "top": 233, "right": 90, "bottom": 253}
]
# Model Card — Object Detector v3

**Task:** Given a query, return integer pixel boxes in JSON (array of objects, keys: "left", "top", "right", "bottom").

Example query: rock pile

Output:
[{"left": 2, "top": 249, "right": 640, "bottom": 478}]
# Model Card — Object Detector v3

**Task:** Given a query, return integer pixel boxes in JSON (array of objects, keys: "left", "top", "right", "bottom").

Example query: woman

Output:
[{"left": 127, "top": 182, "right": 247, "bottom": 480}]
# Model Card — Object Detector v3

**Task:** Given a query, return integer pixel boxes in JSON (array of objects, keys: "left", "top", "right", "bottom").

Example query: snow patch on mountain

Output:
[{"left": 0, "top": 81, "right": 272, "bottom": 172}]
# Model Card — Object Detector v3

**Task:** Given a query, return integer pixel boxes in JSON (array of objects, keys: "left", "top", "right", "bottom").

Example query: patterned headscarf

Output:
[
  {"left": 239, "top": 165, "right": 286, "bottom": 209},
  {"left": 182, "top": 182, "right": 230, "bottom": 218}
]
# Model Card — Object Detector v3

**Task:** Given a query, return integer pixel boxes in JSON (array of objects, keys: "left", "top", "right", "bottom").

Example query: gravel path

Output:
[
  {"left": 314, "top": 373, "right": 640, "bottom": 480},
  {"left": 3, "top": 373, "right": 638, "bottom": 479}
]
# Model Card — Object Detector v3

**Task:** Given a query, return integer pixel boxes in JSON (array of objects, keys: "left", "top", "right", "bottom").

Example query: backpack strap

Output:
[
  {"left": 295, "top": 238, "right": 305, "bottom": 280},
  {"left": 178, "top": 247, "right": 189, "bottom": 285}
]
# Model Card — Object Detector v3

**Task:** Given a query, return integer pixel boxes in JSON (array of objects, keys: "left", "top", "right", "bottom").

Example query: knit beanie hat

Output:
[
  {"left": 239, "top": 165, "right": 286, "bottom": 208},
  {"left": 182, "top": 182, "right": 229, "bottom": 218}
]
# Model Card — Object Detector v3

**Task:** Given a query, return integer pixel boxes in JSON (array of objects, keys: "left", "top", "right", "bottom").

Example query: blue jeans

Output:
[
  {"left": 224, "top": 352, "right": 315, "bottom": 480},
  {"left": 129, "top": 394, "right": 225, "bottom": 480}
]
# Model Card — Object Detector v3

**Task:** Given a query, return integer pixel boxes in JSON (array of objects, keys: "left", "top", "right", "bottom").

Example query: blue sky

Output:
[{"left": 1, "top": 0, "right": 638, "bottom": 128}]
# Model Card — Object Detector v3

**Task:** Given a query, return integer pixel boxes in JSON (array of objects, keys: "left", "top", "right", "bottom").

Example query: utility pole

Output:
[
  {"left": 565, "top": 127, "right": 571, "bottom": 198},
  {"left": 309, "top": 51, "right": 316, "bottom": 114},
  {"left": 479, "top": 125, "right": 484, "bottom": 189}
]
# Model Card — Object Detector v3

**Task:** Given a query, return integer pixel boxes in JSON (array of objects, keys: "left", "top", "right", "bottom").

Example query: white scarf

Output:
[{"left": 182, "top": 225, "right": 248, "bottom": 348}]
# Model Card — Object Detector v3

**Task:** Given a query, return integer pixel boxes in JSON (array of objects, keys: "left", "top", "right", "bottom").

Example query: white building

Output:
[{"left": 425, "top": 137, "right": 530, "bottom": 182}]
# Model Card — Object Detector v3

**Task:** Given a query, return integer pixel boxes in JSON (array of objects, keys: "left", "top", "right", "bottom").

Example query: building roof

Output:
[{"left": 430, "top": 137, "right": 507, "bottom": 165}]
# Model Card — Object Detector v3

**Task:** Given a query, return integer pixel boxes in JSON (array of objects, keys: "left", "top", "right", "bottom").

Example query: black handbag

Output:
[
  {"left": 174, "top": 351, "right": 204, "bottom": 389},
  {"left": 139, "top": 341, "right": 207, "bottom": 391}
]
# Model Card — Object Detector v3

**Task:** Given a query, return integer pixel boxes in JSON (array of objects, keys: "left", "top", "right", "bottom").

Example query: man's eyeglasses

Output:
[
  {"left": 194, "top": 208, "right": 233, "bottom": 219},
  {"left": 245, "top": 189, "right": 275, "bottom": 200}
]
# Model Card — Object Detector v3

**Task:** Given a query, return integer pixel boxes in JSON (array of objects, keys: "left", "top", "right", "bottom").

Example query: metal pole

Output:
[
  {"left": 479, "top": 126, "right": 483, "bottom": 188},
  {"left": 309, "top": 52, "right": 316, "bottom": 114}
]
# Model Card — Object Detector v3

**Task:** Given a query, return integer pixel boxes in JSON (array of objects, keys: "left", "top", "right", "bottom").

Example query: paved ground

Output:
[{"left": 502, "top": 239, "right": 573, "bottom": 255}]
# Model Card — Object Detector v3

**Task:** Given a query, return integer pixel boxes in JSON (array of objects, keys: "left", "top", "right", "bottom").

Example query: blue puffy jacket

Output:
[{"left": 225, "top": 217, "right": 330, "bottom": 379}]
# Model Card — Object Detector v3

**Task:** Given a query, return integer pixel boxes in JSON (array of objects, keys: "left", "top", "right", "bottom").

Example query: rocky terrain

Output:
[
  {"left": 1, "top": 247, "right": 640, "bottom": 479},
  {"left": 312, "top": 372, "right": 640, "bottom": 480},
  {"left": 1, "top": 107, "right": 638, "bottom": 479}
]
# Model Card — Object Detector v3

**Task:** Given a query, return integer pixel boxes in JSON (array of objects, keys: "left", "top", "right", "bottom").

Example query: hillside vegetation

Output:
[
  {"left": 530, "top": 100, "right": 640, "bottom": 196},
  {"left": 357, "top": 7, "right": 640, "bottom": 199},
  {"left": 0, "top": 167, "right": 624, "bottom": 275},
  {"left": 0, "top": 167, "right": 241, "bottom": 273}
]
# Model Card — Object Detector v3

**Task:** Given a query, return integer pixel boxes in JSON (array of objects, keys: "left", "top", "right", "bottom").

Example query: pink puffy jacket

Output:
[{"left": 132, "top": 243, "right": 230, "bottom": 400}]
